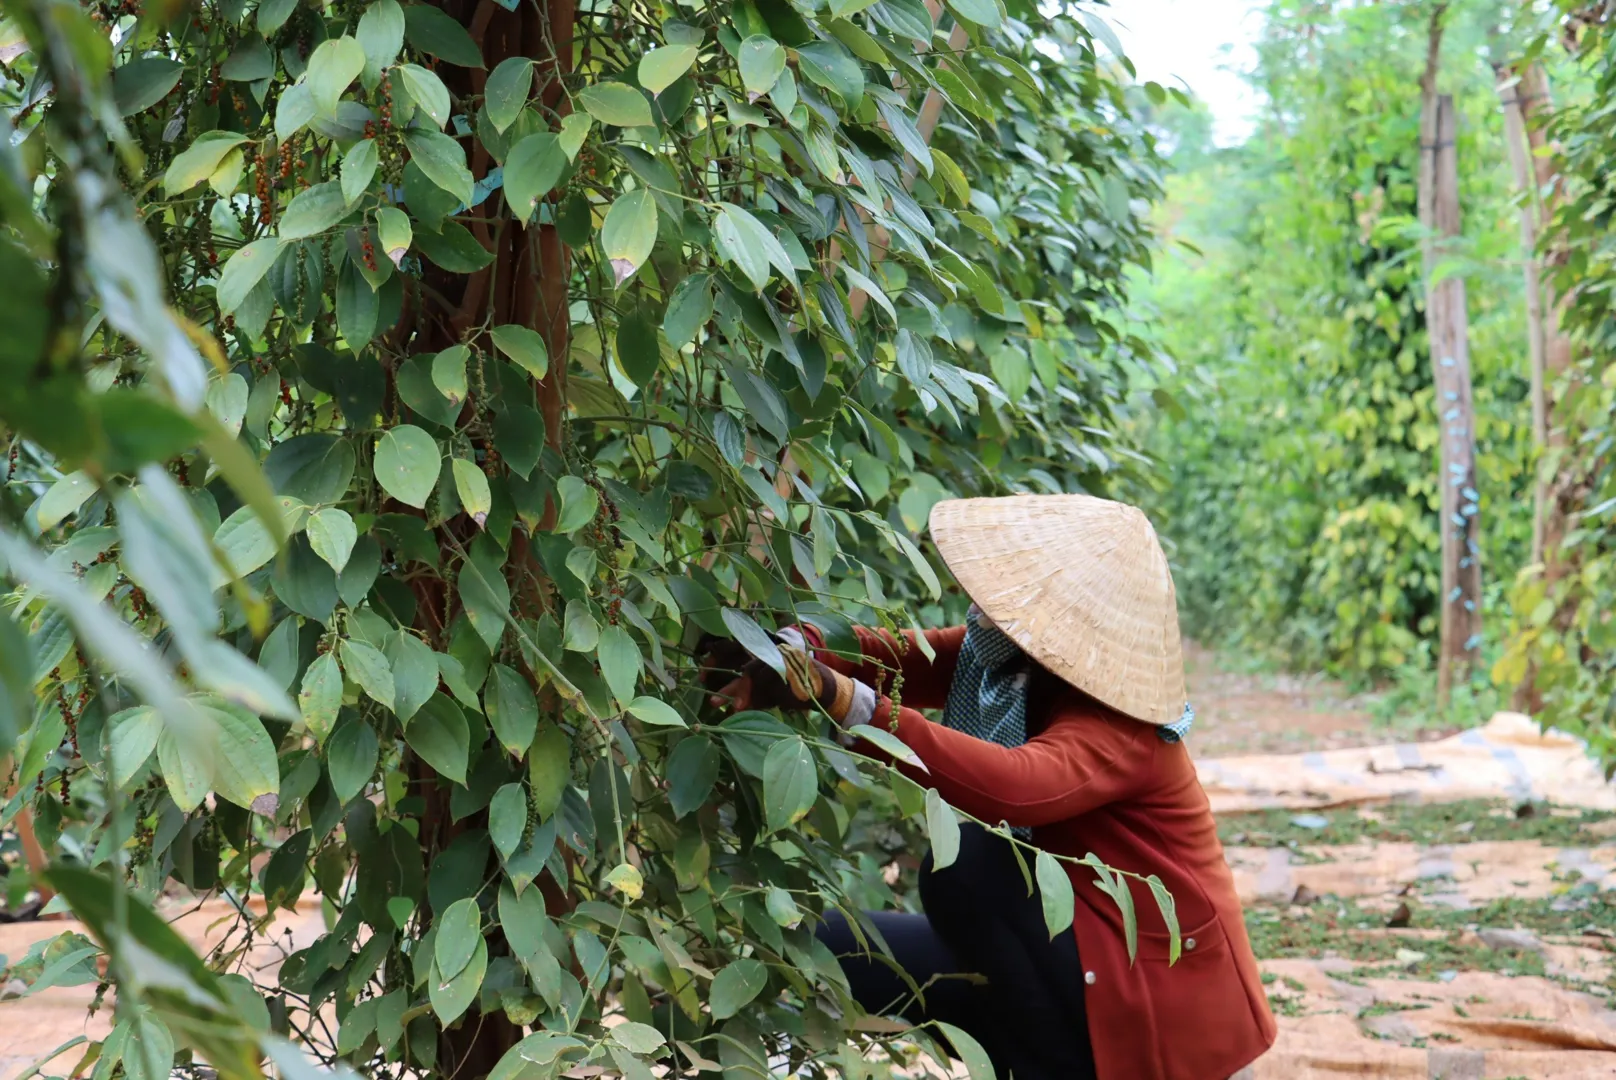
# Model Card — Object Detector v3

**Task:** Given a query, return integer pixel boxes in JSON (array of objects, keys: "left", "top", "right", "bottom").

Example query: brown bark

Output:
[
  {"left": 398, "top": 0, "right": 576, "bottom": 1069},
  {"left": 1420, "top": 93, "right": 1483, "bottom": 710}
]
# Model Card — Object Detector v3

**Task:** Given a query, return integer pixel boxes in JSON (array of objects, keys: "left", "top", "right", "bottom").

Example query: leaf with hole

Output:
[{"left": 601, "top": 190, "right": 658, "bottom": 286}]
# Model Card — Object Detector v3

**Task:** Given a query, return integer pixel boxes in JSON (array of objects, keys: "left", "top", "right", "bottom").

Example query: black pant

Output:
[{"left": 816, "top": 824, "right": 1098, "bottom": 1080}]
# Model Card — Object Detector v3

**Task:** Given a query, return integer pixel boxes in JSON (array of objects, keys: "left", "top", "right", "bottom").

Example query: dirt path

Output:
[{"left": 1189, "top": 645, "right": 1616, "bottom": 1079}]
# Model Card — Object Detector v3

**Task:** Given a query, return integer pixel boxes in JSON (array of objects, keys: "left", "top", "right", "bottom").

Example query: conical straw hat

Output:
[{"left": 929, "top": 494, "right": 1186, "bottom": 725}]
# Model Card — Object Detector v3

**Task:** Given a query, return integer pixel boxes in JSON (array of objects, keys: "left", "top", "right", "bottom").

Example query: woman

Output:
[{"left": 709, "top": 494, "right": 1275, "bottom": 1080}]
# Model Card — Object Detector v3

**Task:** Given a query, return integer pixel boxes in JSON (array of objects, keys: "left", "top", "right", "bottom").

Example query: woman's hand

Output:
[{"left": 699, "top": 634, "right": 839, "bottom": 714}]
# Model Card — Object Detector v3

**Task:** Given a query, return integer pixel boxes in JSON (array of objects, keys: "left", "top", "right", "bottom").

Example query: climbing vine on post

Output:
[{"left": 0, "top": 0, "right": 1170, "bottom": 1075}]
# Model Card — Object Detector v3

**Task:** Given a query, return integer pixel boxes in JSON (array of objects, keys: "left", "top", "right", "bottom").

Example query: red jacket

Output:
[{"left": 810, "top": 624, "right": 1276, "bottom": 1080}]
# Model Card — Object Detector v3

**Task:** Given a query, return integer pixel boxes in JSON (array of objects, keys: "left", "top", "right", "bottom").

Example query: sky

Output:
[{"left": 1101, "top": 0, "right": 1267, "bottom": 144}]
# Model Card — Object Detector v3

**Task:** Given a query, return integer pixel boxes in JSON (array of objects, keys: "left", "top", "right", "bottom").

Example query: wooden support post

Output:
[{"left": 1422, "top": 93, "right": 1483, "bottom": 709}]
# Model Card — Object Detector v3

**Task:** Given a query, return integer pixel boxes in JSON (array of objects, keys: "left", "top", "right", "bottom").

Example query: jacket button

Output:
[
  {"left": 1084, "top": 971, "right": 1096, "bottom": 985},
  {"left": 1185, "top": 938, "right": 1197, "bottom": 951}
]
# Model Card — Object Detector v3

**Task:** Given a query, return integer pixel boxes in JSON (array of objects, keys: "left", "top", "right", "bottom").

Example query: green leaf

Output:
[
  {"left": 553, "top": 476, "right": 600, "bottom": 533},
  {"left": 714, "top": 203, "right": 795, "bottom": 291},
  {"left": 274, "top": 81, "right": 317, "bottom": 142},
  {"left": 528, "top": 723, "right": 571, "bottom": 820},
  {"left": 610, "top": 1021, "right": 665, "bottom": 1055},
  {"left": 298, "top": 652, "right": 343, "bottom": 744},
  {"left": 404, "top": 4, "right": 486, "bottom": 67},
  {"left": 797, "top": 41, "right": 865, "bottom": 109},
  {"left": 221, "top": 38, "right": 275, "bottom": 81},
  {"left": 397, "top": 63, "right": 451, "bottom": 128},
  {"left": 429, "top": 937, "right": 487, "bottom": 1025},
  {"left": 846, "top": 723, "right": 928, "bottom": 772},
  {"left": 486, "top": 663, "right": 539, "bottom": 756},
  {"left": 615, "top": 305, "right": 660, "bottom": 387},
  {"left": 341, "top": 638, "right": 396, "bottom": 711},
  {"left": 327, "top": 718, "right": 379, "bottom": 802},
  {"left": 157, "top": 724, "right": 210, "bottom": 812},
  {"left": 407, "top": 693, "right": 470, "bottom": 784},
  {"left": 638, "top": 45, "right": 699, "bottom": 96},
  {"left": 665, "top": 735, "right": 718, "bottom": 818},
  {"left": 597, "top": 624, "right": 642, "bottom": 705},
  {"left": 416, "top": 220, "right": 494, "bottom": 272},
  {"left": 1035, "top": 850, "right": 1075, "bottom": 941},
  {"left": 721, "top": 608, "right": 784, "bottom": 673},
  {"left": 387, "top": 631, "right": 438, "bottom": 722},
  {"left": 1146, "top": 874, "right": 1181, "bottom": 965},
  {"left": 375, "top": 206, "right": 412, "bottom": 268},
  {"left": 662, "top": 273, "right": 713, "bottom": 349},
  {"left": 216, "top": 238, "right": 280, "bottom": 314},
  {"left": 203, "top": 702, "right": 281, "bottom": 814},
  {"left": 458, "top": 547, "right": 510, "bottom": 651},
  {"left": 306, "top": 507, "right": 358, "bottom": 573},
  {"left": 212, "top": 502, "right": 286, "bottom": 584},
  {"left": 403, "top": 131, "right": 474, "bottom": 208},
  {"left": 934, "top": 1022, "right": 996, "bottom": 1080},
  {"left": 280, "top": 181, "right": 353, "bottom": 240},
  {"left": 738, "top": 36, "right": 786, "bottom": 99},
  {"left": 578, "top": 81, "right": 654, "bottom": 128},
  {"left": 709, "top": 958, "right": 767, "bottom": 1020},
  {"left": 165, "top": 132, "right": 251, "bottom": 194},
  {"left": 946, "top": 0, "right": 1001, "bottom": 27},
  {"left": 434, "top": 896, "right": 482, "bottom": 980},
  {"left": 36, "top": 470, "right": 96, "bottom": 530},
  {"left": 306, "top": 37, "right": 366, "bottom": 114},
  {"left": 563, "top": 600, "right": 600, "bottom": 651},
  {"left": 108, "top": 706, "right": 162, "bottom": 790},
  {"left": 432, "top": 344, "right": 469, "bottom": 406},
  {"left": 357, "top": 0, "right": 406, "bottom": 73},
  {"left": 113, "top": 57, "right": 183, "bottom": 116},
  {"left": 491, "top": 324, "right": 549, "bottom": 380},
  {"left": 374, "top": 425, "right": 440, "bottom": 508},
  {"left": 925, "top": 789, "right": 960, "bottom": 870},
  {"left": 503, "top": 133, "right": 568, "bottom": 223},
  {"left": 489, "top": 782, "right": 527, "bottom": 861},
  {"left": 601, "top": 189, "right": 658, "bottom": 286},
  {"left": 558, "top": 113, "right": 593, "bottom": 160},
  {"left": 626, "top": 696, "right": 686, "bottom": 728},
  {"left": 761, "top": 736, "right": 817, "bottom": 832},
  {"left": 485, "top": 57, "right": 533, "bottom": 133}
]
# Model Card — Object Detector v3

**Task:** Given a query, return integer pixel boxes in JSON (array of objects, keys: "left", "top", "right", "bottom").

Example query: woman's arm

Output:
[
  {"left": 859, "top": 699, "right": 1157, "bottom": 827},
  {"left": 793, "top": 624, "right": 967, "bottom": 710}
]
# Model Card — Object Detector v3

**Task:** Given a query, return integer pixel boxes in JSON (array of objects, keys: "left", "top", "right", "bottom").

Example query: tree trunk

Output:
[
  {"left": 403, "top": 0, "right": 576, "bottom": 1071},
  {"left": 1495, "top": 63, "right": 1548, "bottom": 563},
  {"left": 1421, "top": 93, "right": 1483, "bottom": 710}
]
